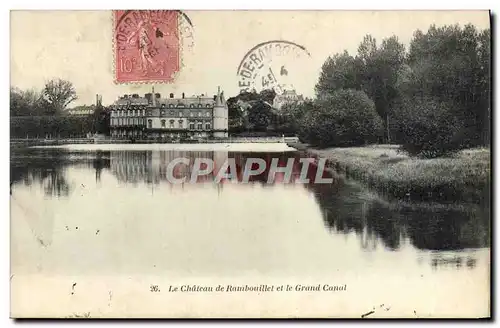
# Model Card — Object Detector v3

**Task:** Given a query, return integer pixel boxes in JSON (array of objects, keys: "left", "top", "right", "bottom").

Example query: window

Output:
[
  {"left": 190, "top": 104, "right": 195, "bottom": 108},
  {"left": 178, "top": 120, "right": 183, "bottom": 128},
  {"left": 206, "top": 112, "right": 210, "bottom": 117},
  {"left": 161, "top": 119, "right": 166, "bottom": 128},
  {"left": 170, "top": 120, "right": 175, "bottom": 128},
  {"left": 161, "top": 110, "right": 165, "bottom": 116},
  {"left": 189, "top": 122, "right": 195, "bottom": 130},
  {"left": 161, "top": 104, "right": 166, "bottom": 108},
  {"left": 205, "top": 123, "right": 211, "bottom": 130},
  {"left": 169, "top": 104, "right": 174, "bottom": 108},
  {"left": 198, "top": 112, "right": 202, "bottom": 117},
  {"left": 178, "top": 112, "right": 182, "bottom": 117},
  {"left": 148, "top": 119, "right": 152, "bottom": 128},
  {"left": 170, "top": 110, "right": 174, "bottom": 115},
  {"left": 197, "top": 122, "right": 203, "bottom": 130},
  {"left": 189, "top": 112, "right": 194, "bottom": 117},
  {"left": 206, "top": 104, "right": 211, "bottom": 108}
]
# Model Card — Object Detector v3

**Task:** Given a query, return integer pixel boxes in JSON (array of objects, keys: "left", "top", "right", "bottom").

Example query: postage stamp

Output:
[
  {"left": 236, "top": 40, "right": 311, "bottom": 94},
  {"left": 113, "top": 10, "right": 193, "bottom": 84}
]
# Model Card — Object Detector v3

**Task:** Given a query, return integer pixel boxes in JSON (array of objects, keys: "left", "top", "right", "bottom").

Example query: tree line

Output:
[
  {"left": 269, "top": 23, "right": 490, "bottom": 158},
  {"left": 10, "top": 78, "right": 110, "bottom": 138}
]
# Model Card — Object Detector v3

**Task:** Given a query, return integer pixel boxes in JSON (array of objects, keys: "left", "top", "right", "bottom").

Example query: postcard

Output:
[{"left": 10, "top": 10, "right": 491, "bottom": 318}]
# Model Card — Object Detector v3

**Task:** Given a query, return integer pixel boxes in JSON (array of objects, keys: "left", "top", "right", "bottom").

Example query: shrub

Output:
[
  {"left": 394, "top": 97, "right": 465, "bottom": 158},
  {"left": 299, "top": 89, "right": 384, "bottom": 148}
]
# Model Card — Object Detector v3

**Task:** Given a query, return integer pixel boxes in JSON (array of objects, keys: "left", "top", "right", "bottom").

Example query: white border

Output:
[{"left": 3, "top": 1, "right": 498, "bottom": 327}]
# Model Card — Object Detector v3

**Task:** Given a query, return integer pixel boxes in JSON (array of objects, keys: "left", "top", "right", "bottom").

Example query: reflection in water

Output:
[
  {"left": 10, "top": 148, "right": 490, "bottom": 270},
  {"left": 109, "top": 150, "right": 323, "bottom": 186}
]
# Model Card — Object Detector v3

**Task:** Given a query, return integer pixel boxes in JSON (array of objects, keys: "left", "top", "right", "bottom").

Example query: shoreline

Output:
[
  {"left": 290, "top": 143, "right": 490, "bottom": 204},
  {"left": 16, "top": 141, "right": 298, "bottom": 153}
]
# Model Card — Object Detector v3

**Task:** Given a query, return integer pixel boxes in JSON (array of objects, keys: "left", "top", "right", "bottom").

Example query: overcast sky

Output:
[{"left": 10, "top": 10, "right": 490, "bottom": 106}]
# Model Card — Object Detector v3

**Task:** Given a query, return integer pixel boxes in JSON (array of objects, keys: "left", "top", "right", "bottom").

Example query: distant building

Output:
[
  {"left": 109, "top": 86, "right": 229, "bottom": 140},
  {"left": 67, "top": 105, "right": 96, "bottom": 116},
  {"left": 66, "top": 95, "right": 102, "bottom": 116},
  {"left": 273, "top": 89, "right": 304, "bottom": 110}
]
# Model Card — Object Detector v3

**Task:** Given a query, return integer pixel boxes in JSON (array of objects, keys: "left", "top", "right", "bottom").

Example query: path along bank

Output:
[{"left": 290, "top": 143, "right": 490, "bottom": 205}]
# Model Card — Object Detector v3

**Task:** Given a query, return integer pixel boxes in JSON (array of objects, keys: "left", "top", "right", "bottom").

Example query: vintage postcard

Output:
[{"left": 10, "top": 10, "right": 491, "bottom": 318}]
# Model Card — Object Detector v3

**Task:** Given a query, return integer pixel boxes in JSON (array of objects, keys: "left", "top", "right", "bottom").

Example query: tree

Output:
[
  {"left": 42, "top": 78, "right": 78, "bottom": 114},
  {"left": 315, "top": 51, "right": 363, "bottom": 99},
  {"left": 10, "top": 87, "right": 45, "bottom": 116},
  {"left": 92, "top": 105, "right": 110, "bottom": 135},
  {"left": 395, "top": 97, "right": 464, "bottom": 158},
  {"left": 403, "top": 24, "right": 491, "bottom": 148},
  {"left": 247, "top": 100, "right": 273, "bottom": 131},
  {"left": 315, "top": 36, "right": 406, "bottom": 143},
  {"left": 300, "top": 89, "right": 384, "bottom": 147},
  {"left": 357, "top": 35, "right": 406, "bottom": 143}
]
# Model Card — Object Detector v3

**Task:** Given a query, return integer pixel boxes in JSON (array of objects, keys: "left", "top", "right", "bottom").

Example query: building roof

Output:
[{"left": 112, "top": 87, "right": 227, "bottom": 109}]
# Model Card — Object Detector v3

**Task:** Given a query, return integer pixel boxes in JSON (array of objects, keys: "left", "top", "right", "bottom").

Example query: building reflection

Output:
[{"left": 109, "top": 150, "right": 327, "bottom": 186}]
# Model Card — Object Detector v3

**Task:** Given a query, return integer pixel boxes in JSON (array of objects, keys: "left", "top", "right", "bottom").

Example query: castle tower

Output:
[
  {"left": 213, "top": 86, "right": 228, "bottom": 138},
  {"left": 152, "top": 86, "right": 156, "bottom": 107}
]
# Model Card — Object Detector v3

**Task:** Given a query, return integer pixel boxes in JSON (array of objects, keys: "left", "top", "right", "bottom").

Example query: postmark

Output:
[
  {"left": 113, "top": 10, "right": 194, "bottom": 84},
  {"left": 236, "top": 40, "right": 311, "bottom": 94}
]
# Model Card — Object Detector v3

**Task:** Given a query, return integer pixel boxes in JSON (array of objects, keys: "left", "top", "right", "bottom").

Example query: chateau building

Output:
[
  {"left": 272, "top": 89, "right": 305, "bottom": 110},
  {"left": 109, "top": 87, "right": 228, "bottom": 139}
]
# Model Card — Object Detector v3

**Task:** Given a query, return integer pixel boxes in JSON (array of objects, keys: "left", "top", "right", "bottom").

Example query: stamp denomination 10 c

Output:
[{"left": 114, "top": 10, "right": 193, "bottom": 84}]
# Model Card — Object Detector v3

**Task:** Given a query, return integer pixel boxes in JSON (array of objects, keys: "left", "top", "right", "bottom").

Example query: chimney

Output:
[
  {"left": 182, "top": 92, "right": 185, "bottom": 99},
  {"left": 152, "top": 86, "right": 156, "bottom": 107},
  {"left": 170, "top": 93, "right": 174, "bottom": 99}
]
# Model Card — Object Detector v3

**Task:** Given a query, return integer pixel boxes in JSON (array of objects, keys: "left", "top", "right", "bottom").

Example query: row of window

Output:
[
  {"left": 111, "top": 118, "right": 146, "bottom": 126},
  {"left": 113, "top": 103, "right": 213, "bottom": 110},
  {"left": 111, "top": 110, "right": 146, "bottom": 117},
  {"left": 110, "top": 118, "right": 211, "bottom": 130},
  {"left": 150, "top": 119, "right": 211, "bottom": 130},
  {"left": 111, "top": 110, "right": 211, "bottom": 118}
]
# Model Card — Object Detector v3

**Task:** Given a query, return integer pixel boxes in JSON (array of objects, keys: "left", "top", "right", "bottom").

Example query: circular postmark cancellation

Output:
[
  {"left": 114, "top": 10, "right": 195, "bottom": 84},
  {"left": 236, "top": 40, "right": 311, "bottom": 94}
]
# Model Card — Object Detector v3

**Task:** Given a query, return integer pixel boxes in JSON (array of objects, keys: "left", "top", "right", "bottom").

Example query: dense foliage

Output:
[
  {"left": 10, "top": 79, "right": 110, "bottom": 138},
  {"left": 298, "top": 90, "right": 383, "bottom": 147},
  {"left": 285, "top": 24, "right": 490, "bottom": 157}
]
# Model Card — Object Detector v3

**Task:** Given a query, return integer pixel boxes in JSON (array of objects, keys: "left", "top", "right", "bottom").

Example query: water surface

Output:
[{"left": 10, "top": 145, "right": 490, "bottom": 316}]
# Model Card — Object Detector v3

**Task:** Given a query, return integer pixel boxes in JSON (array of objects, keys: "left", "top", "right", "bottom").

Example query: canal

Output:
[{"left": 10, "top": 145, "right": 490, "bottom": 317}]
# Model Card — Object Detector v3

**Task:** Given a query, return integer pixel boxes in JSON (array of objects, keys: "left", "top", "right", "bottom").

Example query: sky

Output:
[{"left": 10, "top": 10, "right": 490, "bottom": 107}]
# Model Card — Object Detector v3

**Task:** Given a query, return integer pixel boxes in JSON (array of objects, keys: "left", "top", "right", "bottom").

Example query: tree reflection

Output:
[
  {"left": 11, "top": 152, "right": 71, "bottom": 197},
  {"left": 307, "top": 174, "right": 490, "bottom": 256},
  {"left": 10, "top": 148, "right": 111, "bottom": 197}
]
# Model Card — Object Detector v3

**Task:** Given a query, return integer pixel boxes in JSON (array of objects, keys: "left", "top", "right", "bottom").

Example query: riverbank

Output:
[
  {"left": 29, "top": 142, "right": 297, "bottom": 152},
  {"left": 292, "top": 143, "right": 490, "bottom": 204},
  {"left": 10, "top": 136, "right": 296, "bottom": 149}
]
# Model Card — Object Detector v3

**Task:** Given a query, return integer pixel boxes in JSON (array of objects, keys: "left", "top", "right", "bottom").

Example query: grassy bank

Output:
[{"left": 298, "top": 144, "right": 490, "bottom": 204}]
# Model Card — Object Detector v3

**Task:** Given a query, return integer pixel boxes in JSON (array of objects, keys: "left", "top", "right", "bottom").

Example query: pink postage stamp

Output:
[{"left": 114, "top": 10, "right": 181, "bottom": 83}]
